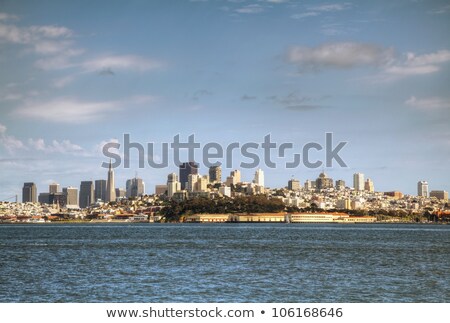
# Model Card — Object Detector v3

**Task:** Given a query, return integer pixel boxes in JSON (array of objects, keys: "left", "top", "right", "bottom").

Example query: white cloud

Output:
[
  {"left": 28, "top": 138, "right": 86, "bottom": 155},
  {"left": 0, "top": 123, "right": 27, "bottom": 153},
  {"left": 15, "top": 98, "right": 120, "bottom": 123},
  {"left": 381, "top": 50, "right": 450, "bottom": 79},
  {"left": 0, "top": 12, "right": 18, "bottom": 21},
  {"left": 14, "top": 95, "right": 156, "bottom": 123},
  {"left": 291, "top": 12, "right": 319, "bottom": 19},
  {"left": 52, "top": 75, "right": 75, "bottom": 88},
  {"left": 309, "top": 3, "right": 351, "bottom": 12},
  {"left": 405, "top": 96, "right": 450, "bottom": 110},
  {"left": 81, "top": 55, "right": 163, "bottom": 73},
  {"left": 291, "top": 2, "right": 351, "bottom": 20},
  {"left": 235, "top": 4, "right": 264, "bottom": 14},
  {"left": 429, "top": 4, "right": 450, "bottom": 15},
  {"left": 287, "top": 42, "right": 393, "bottom": 71}
]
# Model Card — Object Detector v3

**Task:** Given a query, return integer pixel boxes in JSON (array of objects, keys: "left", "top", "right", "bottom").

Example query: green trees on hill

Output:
[{"left": 160, "top": 195, "right": 285, "bottom": 222}]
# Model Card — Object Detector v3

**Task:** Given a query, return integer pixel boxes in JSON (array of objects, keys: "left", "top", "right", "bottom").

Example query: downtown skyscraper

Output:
[{"left": 106, "top": 160, "right": 116, "bottom": 202}]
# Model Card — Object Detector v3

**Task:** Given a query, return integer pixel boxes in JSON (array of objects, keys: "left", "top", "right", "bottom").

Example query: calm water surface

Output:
[{"left": 0, "top": 223, "right": 449, "bottom": 302}]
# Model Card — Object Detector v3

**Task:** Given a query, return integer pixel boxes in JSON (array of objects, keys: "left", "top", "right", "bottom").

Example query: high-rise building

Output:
[
  {"left": 335, "top": 180, "right": 346, "bottom": 190},
  {"left": 106, "top": 160, "right": 116, "bottom": 202},
  {"left": 353, "top": 173, "right": 365, "bottom": 191},
  {"left": 226, "top": 170, "right": 241, "bottom": 186},
  {"left": 365, "top": 178, "right": 374, "bottom": 192},
  {"left": 79, "top": 181, "right": 94, "bottom": 208},
  {"left": 304, "top": 180, "right": 315, "bottom": 191},
  {"left": 188, "top": 174, "right": 200, "bottom": 192},
  {"left": 126, "top": 177, "right": 145, "bottom": 198},
  {"left": 179, "top": 162, "right": 198, "bottom": 190},
  {"left": 94, "top": 179, "right": 107, "bottom": 202},
  {"left": 430, "top": 190, "right": 448, "bottom": 200},
  {"left": 288, "top": 179, "right": 300, "bottom": 191},
  {"left": 63, "top": 186, "right": 78, "bottom": 208},
  {"left": 167, "top": 173, "right": 181, "bottom": 198},
  {"left": 115, "top": 188, "right": 126, "bottom": 199},
  {"left": 49, "top": 183, "right": 60, "bottom": 194},
  {"left": 38, "top": 192, "right": 50, "bottom": 204},
  {"left": 209, "top": 166, "right": 222, "bottom": 183},
  {"left": 253, "top": 169, "right": 264, "bottom": 187},
  {"left": 155, "top": 185, "right": 168, "bottom": 195},
  {"left": 316, "top": 173, "right": 333, "bottom": 191},
  {"left": 22, "top": 182, "right": 37, "bottom": 203},
  {"left": 417, "top": 181, "right": 429, "bottom": 198}
]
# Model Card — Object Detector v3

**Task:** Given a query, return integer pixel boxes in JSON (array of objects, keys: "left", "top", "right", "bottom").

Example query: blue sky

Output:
[{"left": 0, "top": 0, "right": 449, "bottom": 199}]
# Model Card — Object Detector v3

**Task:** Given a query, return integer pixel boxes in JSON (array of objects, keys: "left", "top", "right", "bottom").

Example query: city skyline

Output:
[{"left": 0, "top": 0, "right": 449, "bottom": 199}]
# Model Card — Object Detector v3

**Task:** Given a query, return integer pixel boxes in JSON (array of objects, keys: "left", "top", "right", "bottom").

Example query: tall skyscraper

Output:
[
  {"left": 63, "top": 186, "right": 78, "bottom": 208},
  {"left": 316, "top": 172, "right": 333, "bottom": 191},
  {"left": 288, "top": 179, "right": 300, "bottom": 191},
  {"left": 22, "top": 182, "right": 37, "bottom": 203},
  {"left": 179, "top": 162, "right": 198, "bottom": 190},
  {"left": 94, "top": 179, "right": 107, "bottom": 202},
  {"left": 365, "top": 178, "right": 374, "bottom": 192},
  {"left": 49, "top": 183, "right": 60, "bottom": 194},
  {"left": 353, "top": 173, "right": 365, "bottom": 191},
  {"left": 167, "top": 173, "right": 181, "bottom": 198},
  {"left": 253, "top": 169, "right": 264, "bottom": 187},
  {"left": 126, "top": 177, "right": 145, "bottom": 198},
  {"left": 115, "top": 188, "right": 126, "bottom": 199},
  {"left": 79, "top": 181, "right": 94, "bottom": 208},
  {"left": 417, "top": 181, "right": 429, "bottom": 197},
  {"left": 106, "top": 160, "right": 116, "bottom": 202},
  {"left": 209, "top": 166, "right": 222, "bottom": 183},
  {"left": 335, "top": 180, "right": 346, "bottom": 190}
]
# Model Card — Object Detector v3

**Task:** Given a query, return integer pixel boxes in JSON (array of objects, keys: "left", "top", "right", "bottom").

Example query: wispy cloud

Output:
[
  {"left": 291, "top": 2, "right": 351, "bottom": 20},
  {"left": 28, "top": 138, "right": 87, "bottom": 155},
  {"left": 0, "top": 123, "right": 27, "bottom": 153},
  {"left": 286, "top": 42, "right": 393, "bottom": 71},
  {"left": 81, "top": 55, "right": 163, "bottom": 73},
  {"left": 241, "top": 94, "right": 257, "bottom": 101},
  {"left": 379, "top": 49, "right": 450, "bottom": 81},
  {"left": 14, "top": 95, "right": 156, "bottom": 124},
  {"left": 405, "top": 96, "right": 450, "bottom": 110},
  {"left": 428, "top": 4, "right": 450, "bottom": 15},
  {"left": 14, "top": 98, "right": 120, "bottom": 123},
  {"left": 235, "top": 4, "right": 264, "bottom": 14}
]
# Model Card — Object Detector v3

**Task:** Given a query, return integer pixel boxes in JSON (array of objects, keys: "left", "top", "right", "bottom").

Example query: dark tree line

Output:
[{"left": 159, "top": 195, "right": 285, "bottom": 222}]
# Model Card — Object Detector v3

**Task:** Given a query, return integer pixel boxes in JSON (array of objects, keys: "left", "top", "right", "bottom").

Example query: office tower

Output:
[
  {"left": 316, "top": 172, "right": 333, "bottom": 191},
  {"left": 209, "top": 166, "right": 222, "bottom": 183},
  {"left": 429, "top": 190, "right": 448, "bottom": 200},
  {"left": 79, "top": 181, "right": 94, "bottom": 208},
  {"left": 50, "top": 193, "right": 66, "bottom": 207},
  {"left": 95, "top": 179, "right": 107, "bottom": 202},
  {"left": 106, "top": 159, "right": 116, "bottom": 202},
  {"left": 38, "top": 193, "right": 50, "bottom": 204},
  {"left": 365, "top": 178, "right": 374, "bottom": 192},
  {"left": 188, "top": 174, "right": 200, "bottom": 192},
  {"left": 304, "top": 180, "right": 315, "bottom": 191},
  {"left": 335, "top": 180, "right": 346, "bottom": 190},
  {"left": 179, "top": 162, "right": 198, "bottom": 190},
  {"left": 230, "top": 170, "right": 241, "bottom": 183},
  {"left": 126, "top": 177, "right": 145, "bottom": 198},
  {"left": 155, "top": 185, "right": 168, "bottom": 195},
  {"left": 63, "top": 187, "right": 78, "bottom": 208},
  {"left": 167, "top": 173, "right": 181, "bottom": 198},
  {"left": 253, "top": 169, "right": 264, "bottom": 187},
  {"left": 22, "top": 182, "right": 37, "bottom": 203},
  {"left": 417, "top": 181, "right": 429, "bottom": 198},
  {"left": 288, "top": 179, "right": 300, "bottom": 191},
  {"left": 115, "top": 188, "right": 126, "bottom": 199},
  {"left": 49, "top": 183, "right": 60, "bottom": 194},
  {"left": 197, "top": 175, "right": 208, "bottom": 192},
  {"left": 353, "top": 173, "right": 365, "bottom": 191}
]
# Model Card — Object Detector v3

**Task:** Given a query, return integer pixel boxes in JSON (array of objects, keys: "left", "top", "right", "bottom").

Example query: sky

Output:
[{"left": 0, "top": 0, "right": 449, "bottom": 199}]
